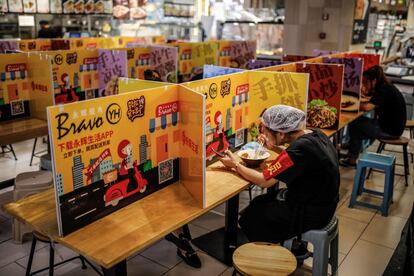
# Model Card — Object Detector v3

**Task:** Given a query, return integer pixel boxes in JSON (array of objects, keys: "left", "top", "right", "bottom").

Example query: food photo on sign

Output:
[{"left": 296, "top": 63, "right": 344, "bottom": 129}]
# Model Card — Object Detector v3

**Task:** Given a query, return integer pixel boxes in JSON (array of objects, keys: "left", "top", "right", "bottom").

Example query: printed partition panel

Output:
[
  {"left": 183, "top": 71, "right": 309, "bottom": 160},
  {"left": 296, "top": 63, "right": 344, "bottom": 130},
  {"left": 0, "top": 41, "right": 18, "bottom": 53},
  {"left": 27, "top": 53, "right": 54, "bottom": 121},
  {"left": 98, "top": 49, "right": 128, "bottom": 97},
  {"left": 248, "top": 71, "right": 308, "bottom": 123},
  {"left": 176, "top": 41, "right": 218, "bottom": 83},
  {"left": 123, "top": 45, "right": 178, "bottom": 83},
  {"left": 323, "top": 57, "right": 363, "bottom": 113},
  {"left": 256, "top": 63, "right": 299, "bottom": 72},
  {"left": 48, "top": 85, "right": 195, "bottom": 236},
  {"left": 203, "top": 65, "right": 244, "bottom": 79},
  {"left": 0, "top": 53, "right": 31, "bottom": 122},
  {"left": 118, "top": 78, "right": 171, "bottom": 94},
  {"left": 282, "top": 54, "right": 314, "bottom": 62},
  {"left": 117, "top": 36, "right": 165, "bottom": 48},
  {"left": 344, "top": 53, "right": 380, "bottom": 71},
  {"left": 18, "top": 39, "right": 52, "bottom": 51},
  {"left": 178, "top": 85, "right": 206, "bottom": 208},
  {"left": 312, "top": 49, "right": 339, "bottom": 56},
  {"left": 46, "top": 49, "right": 100, "bottom": 104},
  {"left": 218, "top": 40, "right": 256, "bottom": 69},
  {"left": 247, "top": 59, "right": 285, "bottom": 70},
  {"left": 183, "top": 72, "right": 250, "bottom": 160}
]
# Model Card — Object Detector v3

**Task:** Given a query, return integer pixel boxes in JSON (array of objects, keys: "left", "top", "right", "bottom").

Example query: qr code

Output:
[{"left": 158, "top": 159, "right": 174, "bottom": 184}]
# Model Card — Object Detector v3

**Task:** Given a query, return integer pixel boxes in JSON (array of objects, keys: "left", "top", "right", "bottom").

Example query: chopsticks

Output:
[{"left": 254, "top": 139, "right": 264, "bottom": 159}]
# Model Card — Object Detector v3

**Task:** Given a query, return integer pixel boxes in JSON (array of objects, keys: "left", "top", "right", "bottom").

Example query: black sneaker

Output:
[
  {"left": 165, "top": 233, "right": 202, "bottom": 268},
  {"left": 339, "top": 158, "right": 357, "bottom": 168}
]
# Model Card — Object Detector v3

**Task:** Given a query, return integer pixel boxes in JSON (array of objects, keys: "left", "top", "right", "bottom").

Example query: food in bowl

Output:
[{"left": 238, "top": 149, "right": 270, "bottom": 168}]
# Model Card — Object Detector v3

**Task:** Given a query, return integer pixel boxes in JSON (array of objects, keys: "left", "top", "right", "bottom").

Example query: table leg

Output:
[
  {"left": 102, "top": 260, "right": 127, "bottom": 276},
  {"left": 224, "top": 194, "right": 239, "bottom": 265},
  {"left": 192, "top": 194, "right": 247, "bottom": 266}
]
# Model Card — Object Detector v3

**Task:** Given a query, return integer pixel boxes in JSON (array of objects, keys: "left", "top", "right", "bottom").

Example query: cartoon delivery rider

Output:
[
  {"left": 213, "top": 111, "right": 229, "bottom": 152},
  {"left": 61, "top": 73, "right": 70, "bottom": 92},
  {"left": 118, "top": 139, "right": 133, "bottom": 175}
]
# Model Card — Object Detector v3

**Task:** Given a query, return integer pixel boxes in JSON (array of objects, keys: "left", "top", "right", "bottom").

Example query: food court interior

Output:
[{"left": 0, "top": 0, "right": 414, "bottom": 275}]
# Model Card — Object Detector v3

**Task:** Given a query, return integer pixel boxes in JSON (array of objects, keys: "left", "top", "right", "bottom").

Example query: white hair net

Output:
[{"left": 262, "top": 105, "right": 306, "bottom": 133}]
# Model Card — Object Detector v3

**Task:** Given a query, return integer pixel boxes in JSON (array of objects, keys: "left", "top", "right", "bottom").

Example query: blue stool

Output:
[{"left": 349, "top": 152, "right": 396, "bottom": 216}]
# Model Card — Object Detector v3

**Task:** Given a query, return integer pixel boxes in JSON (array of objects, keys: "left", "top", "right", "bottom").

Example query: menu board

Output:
[
  {"left": 8, "top": 0, "right": 23, "bottom": 12},
  {"left": 22, "top": 0, "right": 36, "bottom": 12},
  {"left": 62, "top": 0, "right": 74, "bottom": 12},
  {"left": 0, "top": 0, "right": 8, "bottom": 12},
  {"left": 112, "top": 0, "right": 129, "bottom": 18},
  {"left": 36, "top": 0, "right": 49, "bottom": 12},
  {"left": 84, "top": 0, "right": 94, "bottom": 13},
  {"left": 50, "top": 0, "right": 62, "bottom": 13},
  {"left": 94, "top": 0, "right": 111, "bottom": 13},
  {"left": 129, "top": 0, "right": 146, "bottom": 19},
  {"left": 74, "top": 0, "right": 84, "bottom": 13},
  {"left": 352, "top": 0, "right": 370, "bottom": 44}
]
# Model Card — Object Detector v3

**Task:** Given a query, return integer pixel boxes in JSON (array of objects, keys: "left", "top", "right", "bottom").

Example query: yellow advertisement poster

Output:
[
  {"left": 0, "top": 53, "right": 32, "bottom": 121},
  {"left": 183, "top": 70, "right": 309, "bottom": 160},
  {"left": 118, "top": 78, "right": 171, "bottom": 94},
  {"left": 118, "top": 45, "right": 178, "bottom": 83},
  {"left": 248, "top": 71, "right": 308, "bottom": 122},
  {"left": 44, "top": 49, "right": 100, "bottom": 104},
  {"left": 27, "top": 53, "right": 54, "bottom": 121},
  {"left": 176, "top": 42, "right": 218, "bottom": 82},
  {"left": 18, "top": 39, "right": 52, "bottom": 51},
  {"left": 218, "top": 40, "right": 256, "bottom": 69},
  {"left": 48, "top": 84, "right": 205, "bottom": 236},
  {"left": 183, "top": 72, "right": 250, "bottom": 160}
]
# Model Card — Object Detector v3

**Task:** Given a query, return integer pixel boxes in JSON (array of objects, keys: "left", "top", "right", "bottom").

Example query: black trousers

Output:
[
  {"left": 348, "top": 116, "right": 398, "bottom": 159},
  {"left": 239, "top": 192, "right": 336, "bottom": 244}
]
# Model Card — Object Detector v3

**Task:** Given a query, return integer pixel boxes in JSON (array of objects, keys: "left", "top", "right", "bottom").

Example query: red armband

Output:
[{"left": 262, "top": 150, "right": 294, "bottom": 180}]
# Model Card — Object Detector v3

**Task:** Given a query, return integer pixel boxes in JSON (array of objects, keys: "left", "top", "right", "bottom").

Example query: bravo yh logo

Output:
[{"left": 106, "top": 103, "right": 122, "bottom": 125}]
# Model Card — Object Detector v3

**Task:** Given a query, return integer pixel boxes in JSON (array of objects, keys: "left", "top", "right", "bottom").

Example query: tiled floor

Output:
[{"left": 0, "top": 139, "right": 413, "bottom": 276}]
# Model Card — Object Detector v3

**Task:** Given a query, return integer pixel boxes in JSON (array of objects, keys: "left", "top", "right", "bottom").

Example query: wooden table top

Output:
[
  {"left": 233, "top": 242, "right": 297, "bottom": 276},
  {"left": 3, "top": 159, "right": 252, "bottom": 269},
  {"left": 322, "top": 111, "right": 364, "bottom": 138},
  {"left": 0, "top": 118, "right": 48, "bottom": 145}
]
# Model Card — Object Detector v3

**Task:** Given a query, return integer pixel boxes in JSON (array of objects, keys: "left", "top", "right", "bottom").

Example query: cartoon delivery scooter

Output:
[{"left": 104, "top": 140, "right": 148, "bottom": 207}]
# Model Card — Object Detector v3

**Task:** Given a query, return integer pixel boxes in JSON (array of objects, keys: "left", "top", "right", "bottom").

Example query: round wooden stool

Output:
[
  {"left": 406, "top": 120, "right": 414, "bottom": 139},
  {"left": 232, "top": 242, "right": 297, "bottom": 276}
]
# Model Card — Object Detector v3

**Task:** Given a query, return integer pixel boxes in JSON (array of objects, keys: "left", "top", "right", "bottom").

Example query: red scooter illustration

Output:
[{"left": 104, "top": 161, "right": 148, "bottom": 207}]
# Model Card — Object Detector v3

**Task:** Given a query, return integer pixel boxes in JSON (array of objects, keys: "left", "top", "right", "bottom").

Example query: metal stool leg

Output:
[
  {"left": 26, "top": 236, "right": 37, "bottom": 276},
  {"left": 79, "top": 255, "right": 87, "bottom": 270},
  {"left": 403, "top": 145, "right": 409, "bottom": 186},
  {"left": 9, "top": 144, "right": 17, "bottom": 161},
  {"left": 49, "top": 243, "right": 54, "bottom": 276},
  {"left": 30, "top": 138, "right": 37, "bottom": 166}
]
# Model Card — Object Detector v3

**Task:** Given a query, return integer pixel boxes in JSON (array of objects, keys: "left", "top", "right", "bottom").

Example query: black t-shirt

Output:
[
  {"left": 38, "top": 28, "right": 58, "bottom": 39},
  {"left": 370, "top": 82, "right": 406, "bottom": 136},
  {"left": 263, "top": 129, "right": 339, "bottom": 207}
]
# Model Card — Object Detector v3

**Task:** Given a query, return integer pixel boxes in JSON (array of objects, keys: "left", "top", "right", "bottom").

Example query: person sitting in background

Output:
[
  {"left": 38, "top": 20, "right": 59, "bottom": 39},
  {"left": 219, "top": 105, "right": 339, "bottom": 258},
  {"left": 340, "top": 65, "right": 406, "bottom": 167},
  {"left": 382, "top": 33, "right": 414, "bottom": 65}
]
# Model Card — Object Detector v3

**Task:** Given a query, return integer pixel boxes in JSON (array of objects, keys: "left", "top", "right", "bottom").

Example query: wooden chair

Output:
[{"left": 232, "top": 242, "right": 297, "bottom": 276}]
